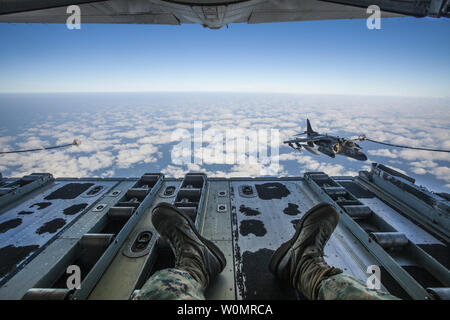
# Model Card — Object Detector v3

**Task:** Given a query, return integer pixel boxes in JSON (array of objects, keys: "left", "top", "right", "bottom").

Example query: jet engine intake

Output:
[{"left": 333, "top": 143, "right": 342, "bottom": 154}]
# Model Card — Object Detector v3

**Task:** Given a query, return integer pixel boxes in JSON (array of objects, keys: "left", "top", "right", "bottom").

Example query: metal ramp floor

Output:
[{"left": 0, "top": 164, "right": 448, "bottom": 300}]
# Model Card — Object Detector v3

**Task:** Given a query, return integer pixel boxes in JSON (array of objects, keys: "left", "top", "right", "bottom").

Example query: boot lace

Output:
[{"left": 316, "top": 223, "right": 330, "bottom": 254}]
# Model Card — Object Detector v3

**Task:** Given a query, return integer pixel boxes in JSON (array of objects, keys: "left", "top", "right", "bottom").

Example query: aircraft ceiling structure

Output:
[{"left": 0, "top": 0, "right": 448, "bottom": 29}]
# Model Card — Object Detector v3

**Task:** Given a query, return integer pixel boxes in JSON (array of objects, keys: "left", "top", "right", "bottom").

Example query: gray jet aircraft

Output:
[{"left": 284, "top": 119, "right": 368, "bottom": 161}]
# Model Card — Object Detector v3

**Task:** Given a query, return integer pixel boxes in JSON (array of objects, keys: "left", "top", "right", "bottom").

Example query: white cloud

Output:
[
  {"left": 0, "top": 136, "right": 15, "bottom": 152},
  {"left": 410, "top": 160, "right": 438, "bottom": 169},
  {"left": 367, "top": 149, "right": 398, "bottom": 158},
  {"left": 397, "top": 149, "right": 450, "bottom": 162},
  {"left": 161, "top": 165, "right": 189, "bottom": 178},
  {"left": 278, "top": 152, "right": 301, "bottom": 161},
  {"left": 116, "top": 144, "right": 159, "bottom": 168},
  {"left": 16, "top": 137, "right": 49, "bottom": 149},
  {"left": 296, "top": 155, "right": 358, "bottom": 176},
  {"left": 78, "top": 152, "right": 114, "bottom": 171},
  {"left": 429, "top": 166, "right": 450, "bottom": 182},
  {"left": 113, "top": 128, "right": 149, "bottom": 139},
  {"left": 0, "top": 94, "right": 448, "bottom": 193},
  {"left": 412, "top": 167, "right": 427, "bottom": 175}
]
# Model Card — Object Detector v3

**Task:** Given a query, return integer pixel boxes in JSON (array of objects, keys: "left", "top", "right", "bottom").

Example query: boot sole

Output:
[
  {"left": 268, "top": 202, "right": 337, "bottom": 278},
  {"left": 152, "top": 202, "right": 227, "bottom": 272}
]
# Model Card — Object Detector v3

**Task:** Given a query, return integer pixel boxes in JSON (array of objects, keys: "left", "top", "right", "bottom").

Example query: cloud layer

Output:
[{"left": 0, "top": 93, "right": 448, "bottom": 192}]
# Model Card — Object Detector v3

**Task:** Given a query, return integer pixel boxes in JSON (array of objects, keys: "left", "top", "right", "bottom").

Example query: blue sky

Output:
[{"left": 0, "top": 17, "right": 449, "bottom": 96}]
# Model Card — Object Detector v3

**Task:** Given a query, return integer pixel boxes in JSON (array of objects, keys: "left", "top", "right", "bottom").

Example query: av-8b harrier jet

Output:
[{"left": 284, "top": 119, "right": 368, "bottom": 161}]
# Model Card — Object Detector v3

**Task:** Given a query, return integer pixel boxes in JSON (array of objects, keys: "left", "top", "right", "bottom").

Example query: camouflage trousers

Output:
[
  {"left": 133, "top": 268, "right": 205, "bottom": 300},
  {"left": 134, "top": 268, "right": 398, "bottom": 300}
]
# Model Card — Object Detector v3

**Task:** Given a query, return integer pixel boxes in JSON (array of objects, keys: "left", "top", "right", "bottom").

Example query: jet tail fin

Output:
[{"left": 306, "top": 119, "right": 315, "bottom": 136}]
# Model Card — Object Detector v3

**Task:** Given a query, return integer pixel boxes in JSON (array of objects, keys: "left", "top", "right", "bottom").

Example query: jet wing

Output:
[
  {"left": 284, "top": 135, "right": 328, "bottom": 144},
  {"left": 0, "top": 0, "right": 447, "bottom": 29}
]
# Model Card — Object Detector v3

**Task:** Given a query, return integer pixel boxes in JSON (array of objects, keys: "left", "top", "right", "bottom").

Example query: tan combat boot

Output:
[
  {"left": 152, "top": 202, "right": 226, "bottom": 290},
  {"left": 269, "top": 203, "right": 343, "bottom": 299}
]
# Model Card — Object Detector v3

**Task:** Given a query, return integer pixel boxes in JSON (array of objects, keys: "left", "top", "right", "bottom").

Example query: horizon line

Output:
[{"left": 0, "top": 91, "right": 449, "bottom": 99}]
